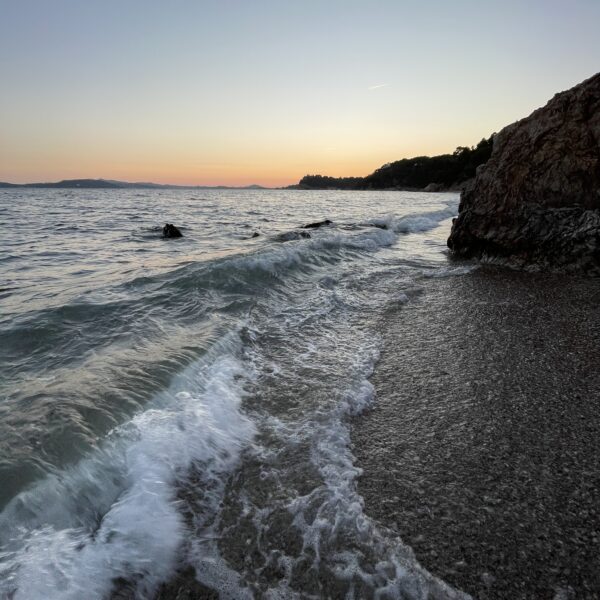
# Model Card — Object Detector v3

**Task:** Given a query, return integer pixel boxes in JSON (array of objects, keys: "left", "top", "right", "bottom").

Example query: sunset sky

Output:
[{"left": 1, "top": 0, "right": 599, "bottom": 187}]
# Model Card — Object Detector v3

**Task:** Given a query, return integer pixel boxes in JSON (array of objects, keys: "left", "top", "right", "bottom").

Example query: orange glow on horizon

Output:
[
  {"left": 2, "top": 2, "right": 599, "bottom": 192},
  {"left": 0, "top": 137, "right": 482, "bottom": 188}
]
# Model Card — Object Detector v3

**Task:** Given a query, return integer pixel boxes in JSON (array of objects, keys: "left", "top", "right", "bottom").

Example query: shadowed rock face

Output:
[{"left": 448, "top": 72, "right": 600, "bottom": 273}]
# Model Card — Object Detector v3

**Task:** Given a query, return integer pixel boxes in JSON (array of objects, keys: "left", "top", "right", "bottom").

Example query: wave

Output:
[
  {"left": 0, "top": 198, "right": 464, "bottom": 598},
  {"left": 287, "top": 349, "right": 467, "bottom": 599},
  {"left": 0, "top": 331, "right": 256, "bottom": 599},
  {"left": 3, "top": 202, "right": 457, "bottom": 333},
  {"left": 366, "top": 204, "right": 457, "bottom": 234},
  {"left": 206, "top": 332, "right": 469, "bottom": 598}
]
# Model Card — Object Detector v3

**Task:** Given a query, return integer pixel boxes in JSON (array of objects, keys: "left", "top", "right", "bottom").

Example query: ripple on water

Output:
[{"left": 0, "top": 189, "right": 463, "bottom": 598}]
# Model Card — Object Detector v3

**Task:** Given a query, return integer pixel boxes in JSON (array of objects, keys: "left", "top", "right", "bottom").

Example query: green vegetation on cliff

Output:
[{"left": 296, "top": 136, "right": 494, "bottom": 190}]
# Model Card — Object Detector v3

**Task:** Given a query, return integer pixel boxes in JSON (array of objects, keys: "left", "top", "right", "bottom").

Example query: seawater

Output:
[{"left": 0, "top": 189, "right": 471, "bottom": 599}]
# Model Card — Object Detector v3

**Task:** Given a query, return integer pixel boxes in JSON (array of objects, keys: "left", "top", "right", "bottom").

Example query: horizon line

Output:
[{"left": 0, "top": 177, "right": 282, "bottom": 189}]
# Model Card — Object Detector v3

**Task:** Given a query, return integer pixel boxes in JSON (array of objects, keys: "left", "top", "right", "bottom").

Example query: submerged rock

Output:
[
  {"left": 423, "top": 182, "right": 446, "bottom": 192},
  {"left": 275, "top": 230, "right": 312, "bottom": 242},
  {"left": 448, "top": 72, "right": 600, "bottom": 273},
  {"left": 302, "top": 219, "right": 333, "bottom": 229},
  {"left": 163, "top": 223, "right": 183, "bottom": 238}
]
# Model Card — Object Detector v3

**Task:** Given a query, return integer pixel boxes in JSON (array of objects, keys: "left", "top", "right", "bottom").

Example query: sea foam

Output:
[{"left": 0, "top": 332, "right": 256, "bottom": 599}]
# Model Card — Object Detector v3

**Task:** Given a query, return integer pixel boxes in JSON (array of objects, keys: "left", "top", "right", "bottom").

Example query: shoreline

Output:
[{"left": 352, "top": 266, "right": 600, "bottom": 598}]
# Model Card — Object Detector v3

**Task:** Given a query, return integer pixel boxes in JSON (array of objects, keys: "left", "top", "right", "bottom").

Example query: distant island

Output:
[
  {"left": 0, "top": 178, "right": 267, "bottom": 190},
  {"left": 1, "top": 139, "right": 494, "bottom": 192},
  {"left": 290, "top": 136, "right": 494, "bottom": 191}
]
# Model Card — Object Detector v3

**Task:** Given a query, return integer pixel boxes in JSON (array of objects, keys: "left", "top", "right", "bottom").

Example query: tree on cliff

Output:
[{"left": 296, "top": 136, "right": 494, "bottom": 190}]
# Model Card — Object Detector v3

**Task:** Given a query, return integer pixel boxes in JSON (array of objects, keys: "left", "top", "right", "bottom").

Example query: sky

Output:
[{"left": 1, "top": 0, "right": 599, "bottom": 187}]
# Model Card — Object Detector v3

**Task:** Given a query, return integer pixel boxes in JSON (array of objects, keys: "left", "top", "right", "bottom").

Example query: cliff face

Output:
[{"left": 448, "top": 73, "right": 600, "bottom": 273}]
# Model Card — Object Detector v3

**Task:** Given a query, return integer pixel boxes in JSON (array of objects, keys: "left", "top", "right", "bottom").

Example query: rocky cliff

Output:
[{"left": 448, "top": 73, "right": 600, "bottom": 273}]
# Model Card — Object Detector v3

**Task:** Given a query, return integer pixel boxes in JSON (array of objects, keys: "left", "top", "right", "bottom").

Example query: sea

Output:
[{"left": 0, "top": 188, "right": 472, "bottom": 599}]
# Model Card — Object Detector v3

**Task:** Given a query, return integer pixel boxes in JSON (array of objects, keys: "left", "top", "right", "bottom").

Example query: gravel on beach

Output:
[{"left": 353, "top": 266, "right": 600, "bottom": 599}]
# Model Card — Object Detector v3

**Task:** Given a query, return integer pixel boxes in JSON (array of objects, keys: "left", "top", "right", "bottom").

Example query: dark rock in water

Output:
[
  {"left": 423, "top": 182, "right": 446, "bottom": 192},
  {"left": 302, "top": 219, "right": 333, "bottom": 229},
  {"left": 251, "top": 231, "right": 260, "bottom": 238},
  {"left": 163, "top": 223, "right": 183, "bottom": 238},
  {"left": 371, "top": 223, "right": 388, "bottom": 230},
  {"left": 275, "top": 230, "right": 312, "bottom": 242},
  {"left": 448, "top": 72, "right": 600, "bottom": 273}
]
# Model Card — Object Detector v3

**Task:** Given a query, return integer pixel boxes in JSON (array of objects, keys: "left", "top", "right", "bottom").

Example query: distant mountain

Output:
[
  {"left": 0, "top": 178, "right": 268, "bottom": 190},
  {"left": 33, "top": 179, "right": 123, "bottom": 188},
  {"left": 291, "top": 136, "right": 495, "bottom": 191}
]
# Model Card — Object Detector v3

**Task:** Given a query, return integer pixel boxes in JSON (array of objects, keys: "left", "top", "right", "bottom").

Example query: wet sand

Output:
[{"left": 353, "top": 266, "right": 600, "bottom": 598}]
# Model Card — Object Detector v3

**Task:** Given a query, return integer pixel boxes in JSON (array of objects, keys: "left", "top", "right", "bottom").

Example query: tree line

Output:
[{"left": 295, "top": 136, "right": 494, "bottom": 190}]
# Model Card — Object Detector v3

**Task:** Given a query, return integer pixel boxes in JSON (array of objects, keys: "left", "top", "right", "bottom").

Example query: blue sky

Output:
[{"left": 1, "top": 0, "right": 599, "bottom": 185}]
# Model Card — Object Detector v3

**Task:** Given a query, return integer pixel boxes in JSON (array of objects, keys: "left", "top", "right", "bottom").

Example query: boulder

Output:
[
  {"left": 448, "top": 72, "right": 600, "bottom": 273},
  {"left": 163, "top": 223, "right": 183, "bottom": 238},
  {"left": 302, "top": 219, "right": 333, "bottom": 229}
]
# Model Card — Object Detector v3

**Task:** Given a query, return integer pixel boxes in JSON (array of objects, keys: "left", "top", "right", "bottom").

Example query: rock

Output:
[
  {"left": 302, "top": 219, "right": 333, "bottom": 229},
  {"left": 448, "top": 72, "right": 600, "bottom": 273},
  {"left": 251, "top": 232, "right": 260, "bottom": 238},
  {"left": 423, "top": 182, "right": 445, "bottom": 192},
  {"left": 275, "top": 230, "right": 312, "bottom": 242},
  {"left": 163, "top": 223, "right": 183, "bottom": 238}
]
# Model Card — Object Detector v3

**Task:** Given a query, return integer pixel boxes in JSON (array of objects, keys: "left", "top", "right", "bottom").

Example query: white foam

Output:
[
  {"left": 422, "top": 263, "right": 479, "bottom": 278},
  {"left": 201, "top": 202, "right": 459, "bottom": 284},
  {"left": 0, "top": 198, "right": 467, "bottom": 598},
  {"left": 392, "top": 205, "right": 457, "bottom": 234},
  {"left": 257, "top": 339, "right": 470, "bottom": 599},
  {"left": 0, "top": 332, "right": 256, "bottom": 600}
]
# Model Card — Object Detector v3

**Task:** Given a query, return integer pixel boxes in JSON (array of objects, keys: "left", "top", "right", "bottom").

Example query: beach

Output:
[
  {"left": 2, "top": 187, "right": 599, "bottom": 598},
  {"left": 353, "top": 266, "right": 600, "bottom": 598},
  {"left": 3, "top": 1, "right": 599, "bottom": 596}
]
